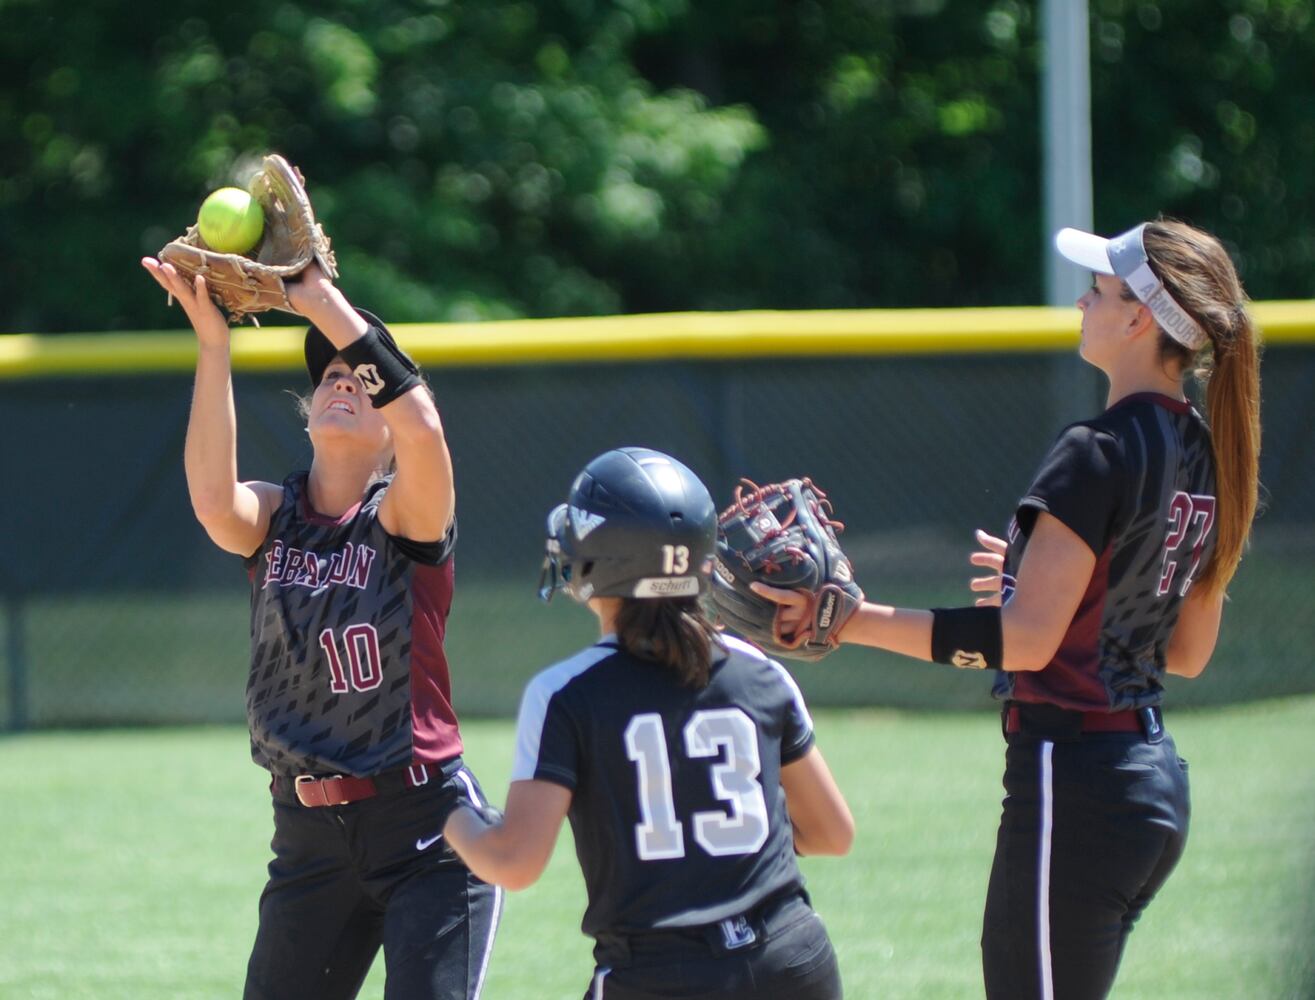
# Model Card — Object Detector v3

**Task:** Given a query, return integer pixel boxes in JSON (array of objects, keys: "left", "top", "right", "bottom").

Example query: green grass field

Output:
[{"left": 3, "top": 699, "right": 1313, "bottom": 999}]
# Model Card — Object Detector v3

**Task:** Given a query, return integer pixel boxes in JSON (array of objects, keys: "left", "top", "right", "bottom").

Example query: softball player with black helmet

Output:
[
  {"left": 443, "top": 447, "right": 854, "bottom": 999},
  {"left": 755, "top": 220, "right": 1261, "bottom": 999},
  {"left": 141, "top": 258, "right": 500, "bottom": 999}
]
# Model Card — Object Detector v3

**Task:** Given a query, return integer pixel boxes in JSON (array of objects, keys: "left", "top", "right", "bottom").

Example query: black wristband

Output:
[
  {"left": 338, "top": 324, "right": 422, "bottom": 408},
  {"left": 930, "top": 606, "right": 1003, "bottom": 670}
]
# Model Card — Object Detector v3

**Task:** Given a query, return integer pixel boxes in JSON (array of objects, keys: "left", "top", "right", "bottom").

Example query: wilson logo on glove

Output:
[{"left": 817, "top": 591, "right": 838, "bottom": 629}]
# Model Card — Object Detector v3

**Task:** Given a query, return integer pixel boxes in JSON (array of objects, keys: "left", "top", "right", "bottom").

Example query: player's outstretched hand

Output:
[
  {"left": 284, "top": 260, "right": 337, "bottom": 318},
  {"left": 969, "top": 529, "right": 1008, "bottom": 607},
  {"left": 748, "top": 582, "right": 814, "bottom": 646},
  {"left": 141, "top": 257, "right": 228, "bottom": 349}
]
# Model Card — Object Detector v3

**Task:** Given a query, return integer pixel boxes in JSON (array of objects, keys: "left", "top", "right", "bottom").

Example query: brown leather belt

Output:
[{"left": 278, "top": 763, "right": 435, "bottom": 807}]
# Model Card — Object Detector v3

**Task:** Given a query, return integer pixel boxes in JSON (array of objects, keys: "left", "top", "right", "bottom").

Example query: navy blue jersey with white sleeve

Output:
[
  {"left": 244, "top": 471, "right": 463, "bottom": 777},
  {"left": 511, "top": 634, "right": 815, "bottom": 938},
  {"left": 993, "top": 393, "right": 1218, "bottom": 711}
]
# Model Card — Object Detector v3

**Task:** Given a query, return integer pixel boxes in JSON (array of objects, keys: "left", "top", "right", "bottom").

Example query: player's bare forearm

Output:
[
  {"left": 836, "top": 603, "right": 934, "bottom": 660},
  {"left": 379, "top": 391, "right": 455, "bottom": 542},
  {"left": 185, "top": 342, "right": 242, "bottom": 520},
  {"left": 1164, "top": 586, "right": 1224, "bottom": 677},
  {"left": 286, "top": 266, "right": 369, "bottom": 346},
  {"left": 148, "top": 259, "right": 239, "bottom": 492},
  {"left": 443, "top": 779, "right": 570, "bottom": 891},
  {"left": 443, "top": 807, "right": 539, "bottom": 891},
  {"left": 828, "top": 599, "right": 1043, "bottom": 673},
  {"left": 184, "top": 345, "right": 276, "bottom": 555},
  {"left": 444, "top": 809, "right": 557, "bottom": 891},
  {"left": 838, "top": 600, "right": 1063, "bottom": 673}
]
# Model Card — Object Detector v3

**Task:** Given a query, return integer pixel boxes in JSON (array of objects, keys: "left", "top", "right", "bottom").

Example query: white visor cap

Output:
[{"left": 1055, "top": 224, "right": 1207, "bottom": 350}]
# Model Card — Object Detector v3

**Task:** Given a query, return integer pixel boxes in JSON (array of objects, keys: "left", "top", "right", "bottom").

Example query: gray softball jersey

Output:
[{"left": 245, "top": 472, "right": 462, "bottom": 777}]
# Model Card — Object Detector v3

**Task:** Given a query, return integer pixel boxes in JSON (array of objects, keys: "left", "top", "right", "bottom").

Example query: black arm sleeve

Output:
[
  {"left": 1016, "top": 425, "right": 1125, "bottom": 555},
  {"left": 389, "top": 518, "right": 457, "bottom": 566}
]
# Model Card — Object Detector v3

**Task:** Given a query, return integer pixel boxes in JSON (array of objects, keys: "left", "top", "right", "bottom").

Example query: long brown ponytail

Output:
[
  {"left": 614, "top": 597, "right": 722, "bottom": 688},
  {"left": 1142, "top": 220, "right": 1262, "bottom": 596}
]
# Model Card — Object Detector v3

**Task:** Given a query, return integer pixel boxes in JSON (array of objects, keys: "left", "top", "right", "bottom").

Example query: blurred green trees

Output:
[{"left": 2, "top": 0, "right": 1313, "bottom": 332}]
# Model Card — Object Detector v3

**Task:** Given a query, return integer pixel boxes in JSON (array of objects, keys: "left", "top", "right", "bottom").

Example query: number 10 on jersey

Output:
[
  {"left": 318, "top": 624, "right": 383, "bottom": 693},
  {"left": 624, "top": 709, "right": 770, "bottom": 861}
]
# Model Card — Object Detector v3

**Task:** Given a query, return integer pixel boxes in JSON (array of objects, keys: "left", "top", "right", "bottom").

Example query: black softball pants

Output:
[
  {"left": 244, "top": 760, "right": 501, "bottom": 1000},
  {"left": 982, "top": 730, "right": 1190, "bottom": 1000},
  {"left": 586, "top": 890, "right": 842, "bottom": 999}
]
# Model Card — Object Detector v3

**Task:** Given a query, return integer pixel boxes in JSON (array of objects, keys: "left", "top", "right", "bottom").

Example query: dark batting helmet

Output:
[{"left": 538, "top": 447, "right": 717, "bottom": 603}]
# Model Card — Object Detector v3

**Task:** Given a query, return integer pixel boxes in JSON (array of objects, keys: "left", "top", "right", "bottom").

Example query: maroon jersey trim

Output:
[
  {"left": 408, "top": 558, "right": 463, "bottom": 763},
  {"left": 1109, "top": 392, "right": 1192, "bottom": 415}
]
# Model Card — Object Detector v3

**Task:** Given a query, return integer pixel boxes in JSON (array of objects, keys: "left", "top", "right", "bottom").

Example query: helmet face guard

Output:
[
  {"left": 536, "top": 448, "right": 716, "bottom": 605},
  {"left": 538, "top": 503, "right": 569, "bottom": 602}
]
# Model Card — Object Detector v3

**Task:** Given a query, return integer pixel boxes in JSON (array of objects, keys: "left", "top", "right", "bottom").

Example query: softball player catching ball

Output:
[
  {"left": 756, "top": 219, "right": 1261, "bottom": 999},
  {"left": 443, "top": 447, "right": 855, "bottom": 1000},
  {"left": 140, "top": 257, "right": 499, "bottom": 999}
]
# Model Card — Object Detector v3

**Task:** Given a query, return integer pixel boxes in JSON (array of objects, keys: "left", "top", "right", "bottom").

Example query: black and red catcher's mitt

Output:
[{"left": 711, "top": 478, "right": 864, "bottom": 661}]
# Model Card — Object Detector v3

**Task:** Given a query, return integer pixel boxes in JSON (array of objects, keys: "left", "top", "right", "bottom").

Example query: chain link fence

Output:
[{"left": 3, "top": 345, "right": 1311, "bottom": 729}]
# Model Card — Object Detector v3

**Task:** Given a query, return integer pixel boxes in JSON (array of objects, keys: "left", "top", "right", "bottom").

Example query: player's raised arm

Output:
[
  {"left": 287, "top": 266, "right": 454, "bottom": 543},
  {"left": 141, "top": 257, "right": 279, "bottom": 556}
]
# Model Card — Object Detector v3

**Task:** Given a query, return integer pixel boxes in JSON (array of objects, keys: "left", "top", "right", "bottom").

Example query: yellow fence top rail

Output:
[{"left": 1, "top": 302, "right": 1312, "bottom": 379}]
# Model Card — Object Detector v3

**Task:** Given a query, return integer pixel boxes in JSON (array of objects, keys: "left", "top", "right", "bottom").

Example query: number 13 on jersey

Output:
[{"left": 624, "top": 710, "right": 770, "bottom": 861}]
